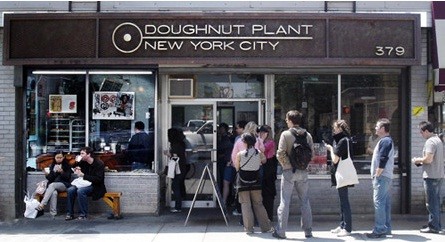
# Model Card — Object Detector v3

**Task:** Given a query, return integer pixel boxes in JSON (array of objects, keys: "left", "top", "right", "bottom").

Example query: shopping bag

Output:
[
  {"left": 35, "top": 180, "right": 48, "bottom": 195},
  {"left": 71, "top": 177, "right": 92, "bottom": 188},
  {"left": 167, "top": 157, "right": 181, "bottom": 179},
  {"left": 24, "top": 193, "right": 43, "bottom": 219}
]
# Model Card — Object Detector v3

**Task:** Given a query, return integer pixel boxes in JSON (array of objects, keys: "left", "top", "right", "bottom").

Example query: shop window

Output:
[
  {"left": 26, "top": 72, "right": 86, "bottom": 160},
  {"left": 195, "top": 74, "right": 264, "bottom": 98},
  {"left": 275, "top": 74, "right": 400, "bottom": 175},
  {"left": 25, "top": 71, "right": 155, "bottom": 172}
]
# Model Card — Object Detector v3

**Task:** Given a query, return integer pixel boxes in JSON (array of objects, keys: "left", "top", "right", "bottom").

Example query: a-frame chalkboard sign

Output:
[{"left": 184, "top": 163, "right": 229, "bottom": 226}]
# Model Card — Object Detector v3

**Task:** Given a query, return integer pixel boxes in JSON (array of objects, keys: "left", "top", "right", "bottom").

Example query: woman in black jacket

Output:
[
  {"left": 165, "top": 127, "right": 188, "bottom": 213},
  {"left": 36, "top": 152, "right": 72, "bottom": 216},
  {"left": 325, "top": 120, "right": 355, "bottom": 237}
]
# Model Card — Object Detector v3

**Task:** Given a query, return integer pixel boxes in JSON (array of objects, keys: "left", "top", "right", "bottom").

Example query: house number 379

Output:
[{"left": 375, "top": 46, "right": 405, "bottom": 56}]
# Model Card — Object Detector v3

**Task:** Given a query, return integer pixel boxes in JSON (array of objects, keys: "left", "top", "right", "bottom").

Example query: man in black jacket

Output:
[
  {"left": 128, "top": 121, "right": 152, "bottom": 170},
  {"left": 66, "top": 147, "right": 106, "bottom": 221}
]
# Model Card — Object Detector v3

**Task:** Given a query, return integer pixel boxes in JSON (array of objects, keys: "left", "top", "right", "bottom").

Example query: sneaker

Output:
[
  {"left": 420, "top": 227, "right": 439, "bottom": 234},
  {"left": 77, "top": 216, "right": 87, "bottom": 220},
  {"left": 330, "top": 226, "right": 342, "bottom": 233},
  {"left": 232, "top": 210, "right": 242, "bottom": 216},
  {"left": 272, "top": 230, "right": 286, "bottom": 239},
  {"left": 365, "top": 232, "right": 386, "bottom": 239},
  {"left": 35, "top": 204, "right": 44, "bottom": 211},
  {"left": 262, "top": 227, "right": 275, "bottom": 233},
  {"left": 337, "top": 229, "right": 351, "bottom": 237},
  {"left": 170, "top": 209, "right": 182, "bottom": 213},
  {"left": 65, "top": 215, "right": 74, "bottom": 221}
]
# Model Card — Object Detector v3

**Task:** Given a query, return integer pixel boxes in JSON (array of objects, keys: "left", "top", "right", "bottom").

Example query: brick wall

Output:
[
  {"left": 409, "top": 28, "right": 445, "bottom": 214},
  {"left": 0, "top": 28, "right": 16, "bottom": 220},
  {"left": 277, "top": 176, "right": 401, "bottom": 215},
  {"left": 27, "top": 172, "right": 161, "bottom": 216}
]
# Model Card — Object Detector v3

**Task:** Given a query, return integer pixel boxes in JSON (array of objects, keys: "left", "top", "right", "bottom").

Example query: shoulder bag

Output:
[
  {"left": 335, "top": 140, "right": 359, "bottom": 189},
  {"left": 234, "top": 150, "right": 261, "bottom": 192}
]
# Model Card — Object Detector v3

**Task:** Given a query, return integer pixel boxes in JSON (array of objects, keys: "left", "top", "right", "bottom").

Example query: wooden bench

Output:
[{"left": 36, "top": 191, "right": 123, "bottom": 219}]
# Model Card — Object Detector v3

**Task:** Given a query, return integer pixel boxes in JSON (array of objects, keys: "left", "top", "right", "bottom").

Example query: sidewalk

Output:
[{"left": 1, "top": 208, "right": 444, "bottom": 242}]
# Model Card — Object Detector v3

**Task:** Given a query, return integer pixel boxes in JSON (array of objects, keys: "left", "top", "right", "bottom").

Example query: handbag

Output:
[
  {"left": 35, "top": 180, "right": 48, "bottom": 195},
  {"left": 335, "top": 140, "right": 359, "bottom": 189},
  {"left": 167, "top": 157, "right": 181, "bottom": 179},
  {"left": 234, "top": 152, "right": 261, "bottom": 192},
  {"left": 71, "top": 177, "right": 92, "bottom": 188}
]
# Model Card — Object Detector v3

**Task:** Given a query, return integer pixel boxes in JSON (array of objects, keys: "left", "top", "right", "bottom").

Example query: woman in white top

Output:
[{"left": 235, "top": 133, "right": 272, "bottom": 234}]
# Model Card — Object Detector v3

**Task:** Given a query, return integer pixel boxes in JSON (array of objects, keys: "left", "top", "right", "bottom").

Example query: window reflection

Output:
[
  {"left": 25, "top": 71, "right": 155, "bottom": 172},
  {"left": 275, "top": 74, "right": 400, "bottom": 175},
  {"left": 195, "top": 74, "right": 264, "bottom": 98}
]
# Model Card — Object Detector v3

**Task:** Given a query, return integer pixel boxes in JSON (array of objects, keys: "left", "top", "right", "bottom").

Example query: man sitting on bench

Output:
[{"left": 66, "top": 146, "right": 106, "bottom": 221}]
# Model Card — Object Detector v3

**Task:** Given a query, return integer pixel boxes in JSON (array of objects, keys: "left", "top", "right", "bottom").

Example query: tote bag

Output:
[
  {"left": 335, "top": 140, "right": 359, "bottom": 189},
  {"left": 167, "top": 157, "right": 181, "bottom": 179}
]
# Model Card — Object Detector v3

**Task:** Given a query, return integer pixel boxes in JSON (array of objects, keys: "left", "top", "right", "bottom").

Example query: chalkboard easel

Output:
[{"left": 184, "top": 163, "right": 229, "bottom": 226}]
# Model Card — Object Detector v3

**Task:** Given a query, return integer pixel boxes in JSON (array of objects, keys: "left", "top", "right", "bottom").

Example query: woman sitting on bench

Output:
[{"left": 36, "top": 152, "right": 73, "bottom": 216}]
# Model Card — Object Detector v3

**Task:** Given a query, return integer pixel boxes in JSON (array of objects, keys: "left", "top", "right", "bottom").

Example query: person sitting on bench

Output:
[
  {"left": 65, "top": 147, "right": 106, "bottom": 221},
  {"left": 36, "top": 152, "right": 73, "bottom": 216}
]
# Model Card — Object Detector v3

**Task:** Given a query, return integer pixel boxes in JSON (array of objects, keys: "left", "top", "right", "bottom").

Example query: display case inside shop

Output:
[
  {"left": 307, "top": 142, "right": 329, "bottom": 175},
  {"left": 46, "top": 116, "right": 85, "bottom": 152}
]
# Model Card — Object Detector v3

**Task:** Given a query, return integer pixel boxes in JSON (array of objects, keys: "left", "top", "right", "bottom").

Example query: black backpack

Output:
[{"left": 289, "top": 129, "right": 312, "bottom": 172}]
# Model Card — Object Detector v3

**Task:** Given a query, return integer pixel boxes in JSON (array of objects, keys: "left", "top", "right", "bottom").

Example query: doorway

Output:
[{"left": 166, "top": 100, "right": 263, "bottom": 208}]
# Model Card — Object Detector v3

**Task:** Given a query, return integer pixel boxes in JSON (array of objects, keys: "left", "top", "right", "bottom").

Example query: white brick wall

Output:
[
  {"left": 409, "top": 29, "right": 445, "bottom": 214},
  {"left": 0, "top": 28, "right": 16, "bottom": 220},
  {"left": 278, "top": 176, "right": 401, "bottom": 215},
  {"left": 27, "top": 172, "right": 161, "bottom": 215}
]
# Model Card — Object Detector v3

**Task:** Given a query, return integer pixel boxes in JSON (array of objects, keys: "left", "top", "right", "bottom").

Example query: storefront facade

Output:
[{"left": 0, "top": 1, "right": 441, "bottom": 220}]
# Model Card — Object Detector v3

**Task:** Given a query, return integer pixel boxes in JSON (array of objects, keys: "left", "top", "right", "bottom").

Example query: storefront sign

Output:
[{"left": 3, "top": 13, "right": 421, "bottom": 66}]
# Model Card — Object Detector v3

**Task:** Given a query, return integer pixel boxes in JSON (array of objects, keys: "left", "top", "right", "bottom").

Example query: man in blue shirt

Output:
[{"left": 366, "top": 118, "right": 395, "bottom": 238}]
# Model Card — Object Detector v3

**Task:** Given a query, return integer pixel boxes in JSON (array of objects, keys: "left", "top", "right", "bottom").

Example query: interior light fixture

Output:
[
  {"left": 89, "top": 70, "right": 152, "bottom": 75},
  {"left": 32, "top": 70, "right": 87, "bottom": 75},
  {"left": 361, "top": 96, "right": 377, "bottom": 100},
  {"left": 32, "top": 70, "right": 153, "bottom": 75}
]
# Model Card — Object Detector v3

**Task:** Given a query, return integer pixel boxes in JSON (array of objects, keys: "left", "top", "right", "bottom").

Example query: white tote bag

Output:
[
  {"left": 335, "top": 140, "right": 359, "bottom": 189},
  {"left": 167, "top": 157, "right": 181, "bottom": 179},
  {"left": 24, "top": 194, "right": 40, "bottom": 219}
]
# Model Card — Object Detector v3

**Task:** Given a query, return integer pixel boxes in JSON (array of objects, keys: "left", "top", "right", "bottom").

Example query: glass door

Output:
[{"left": 168, "top": 101, "right": 217, "bottom": 208}]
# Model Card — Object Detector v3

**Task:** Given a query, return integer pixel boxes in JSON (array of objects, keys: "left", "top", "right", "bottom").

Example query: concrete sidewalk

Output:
[{"left": 1, "top": 208, "right": 444, "bottom": 242}]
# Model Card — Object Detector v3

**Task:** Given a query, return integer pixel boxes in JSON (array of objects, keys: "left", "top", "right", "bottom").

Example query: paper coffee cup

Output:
[
  {"left": 75, "top": 155, "right": 82, "bottom": 162},
  {"left": 44, "top": 167, "right": 50, "bottom": 173}
]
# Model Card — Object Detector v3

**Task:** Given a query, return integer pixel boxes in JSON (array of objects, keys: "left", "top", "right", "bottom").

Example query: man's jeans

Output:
[
  {"left": 424, "top": 178, "right": 443, "bottom": 230},
  {"left": 372, "top": 176, "right": 392, "bottom": 234},
  {"left": 275, "top": 169, "right": 312, "bottom": 237},
  {"left": 67, "top": 185, "right": 93, "bottom": 217}
]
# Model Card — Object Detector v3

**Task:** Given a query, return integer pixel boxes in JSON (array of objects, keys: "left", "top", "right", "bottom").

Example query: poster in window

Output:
[
  {"left": 49, "top": 95, "right": 77, "bottom": 113},
  {"left": 92, "top": 92, "right": 135, "bottom": 120}
]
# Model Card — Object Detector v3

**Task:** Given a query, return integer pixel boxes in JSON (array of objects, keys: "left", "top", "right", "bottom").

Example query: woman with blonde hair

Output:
[{"left": 231, "top": 121, "right": 265, "bottom": 164}]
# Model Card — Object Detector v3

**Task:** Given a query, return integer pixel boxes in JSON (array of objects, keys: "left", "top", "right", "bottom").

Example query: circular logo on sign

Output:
[{"left": 112, "top": 22, "right": 143, "bottom": 53}]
